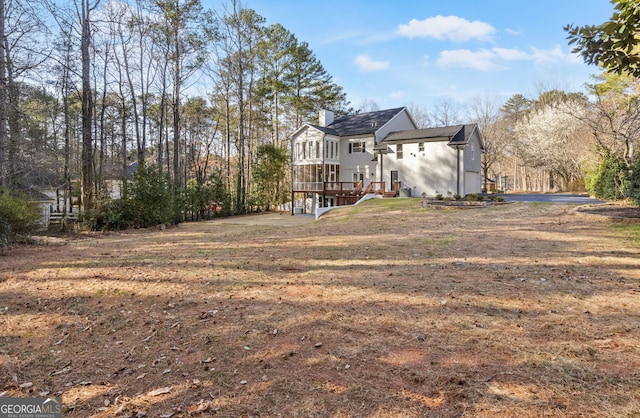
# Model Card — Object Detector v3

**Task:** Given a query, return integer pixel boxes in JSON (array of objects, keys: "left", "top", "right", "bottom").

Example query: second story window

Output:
[
  {"left": 349, "top": 141, "right": 366, "bottom": 153},
  {"left": 418, "top": 142, "right": 424, "bottom": 152},
  {"left": 397, "top": 144, "right": 403, "bottom": 159}
]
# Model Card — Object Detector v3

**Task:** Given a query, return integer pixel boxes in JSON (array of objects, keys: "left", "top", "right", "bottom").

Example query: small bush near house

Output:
[
  {"left": 87, "top": 165, "right": 175, "bottom": 231},
  {"left": 466, "top": 193, "right": 484, "bottom": 202},
  {"left": 435, "top": 193, "right": 444, "bottom": 200},
  {"left": 127, "top": 164, "right": 175, "bottom": 228},
  {"left": 90, "top": 199, "right": 132, "bottom": 231},
  {"left": 0, "top": 189, "right": 41, "bottom": 240}
]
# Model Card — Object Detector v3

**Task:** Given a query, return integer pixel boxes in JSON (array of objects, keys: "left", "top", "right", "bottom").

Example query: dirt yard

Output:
[{"left": 1, "top": 199, "right": 639, "bottom": 417}]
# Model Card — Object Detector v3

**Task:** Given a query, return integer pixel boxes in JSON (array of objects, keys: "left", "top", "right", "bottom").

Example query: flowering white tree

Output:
[{"left": 515, "top": 100, "right": 592, "bottom": 191}]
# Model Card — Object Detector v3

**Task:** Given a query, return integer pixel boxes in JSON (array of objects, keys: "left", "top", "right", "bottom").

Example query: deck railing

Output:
[
  {"left": 293, "top": 180, "right": 401, "bottom": 196},
  {"left": 293, "top": 181, "right": 324, "bottom": 192},
  {"left": 364, "top": 182, "right": 385, "bottom": 194},
  {"left": 322, "top": 181, "right": 362, "bottom": 195}
]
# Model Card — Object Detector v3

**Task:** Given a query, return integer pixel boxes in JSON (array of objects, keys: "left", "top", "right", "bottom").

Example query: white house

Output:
[{"left": 290, "top": 107, "right": 484, "bottom": 213}]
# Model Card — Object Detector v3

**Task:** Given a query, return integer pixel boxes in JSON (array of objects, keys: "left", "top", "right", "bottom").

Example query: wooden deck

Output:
[{"left": 294, "top": 181, "right": 401, "bottom": 206}]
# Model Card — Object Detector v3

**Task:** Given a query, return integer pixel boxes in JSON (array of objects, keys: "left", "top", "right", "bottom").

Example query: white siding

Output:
[
  {"left": 464, "top": 172, "right": 481, "bottom": 195},
  {"left": 292, "top": 126, "right": 325, "bottom": 164},
  {"left": 461, "top": 129, "right": 482, "bottom": 194},
  {"left": 462, "top": 129, "right": 482, "bottom": 174},
  {"left": 384, "top": 141, "right": 459, "bottom": 197},
  {"left": 340, "top": 135, "right": 376, "bottom": 183}
]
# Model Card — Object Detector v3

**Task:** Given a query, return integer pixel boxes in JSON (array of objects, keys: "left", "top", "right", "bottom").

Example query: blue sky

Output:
[{"left": 241, "top": 0, "right": 615, "bottom": 111}]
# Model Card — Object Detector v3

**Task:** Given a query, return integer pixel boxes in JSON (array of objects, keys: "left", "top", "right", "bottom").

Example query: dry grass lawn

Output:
[{"left": 1, "top": 199, "right": 640, "bottom": 417}]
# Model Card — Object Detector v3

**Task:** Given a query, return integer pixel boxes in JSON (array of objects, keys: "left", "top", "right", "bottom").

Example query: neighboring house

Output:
[
  {"left": 290, "top": 107, "right": 484, "bottom": 213},
  {"left": 29, "top": 188, "right": 77, "bottom": 229}
]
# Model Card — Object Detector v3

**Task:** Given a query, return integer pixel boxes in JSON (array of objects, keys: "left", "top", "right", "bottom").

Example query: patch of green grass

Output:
[
  {"left": 612, "top": 223, "right": 640, "bottom": 244},
  {"left": 421, "top": 237, "right": 452, "bottom": 252},
  {"left": 351, "top": 197, "right": 423, "bottom": 213},
  {"left": 528, "top": 202, "right": 553, "bottom": 207},
  {"left": 319, "top": 198, "right": 422, "bottom": 220}
]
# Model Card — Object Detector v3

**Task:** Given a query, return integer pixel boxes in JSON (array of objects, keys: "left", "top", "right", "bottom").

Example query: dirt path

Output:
[{"left": 1, "top": 200, "right": 639, "bottom": 417}]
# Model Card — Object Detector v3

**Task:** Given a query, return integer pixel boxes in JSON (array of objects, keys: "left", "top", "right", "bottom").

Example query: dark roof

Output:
[
  {"left": 24, "top": 188, "right": 52, "bottom": 201},
  {"left": 127, "top": 161, "right": 139, "bottom": 178},
  {"left": 308, "top": 124, "right": 339, "bottom": 136},
  {"left": 327, "top": 107, "right": 406, "bottom": 136},
  {"left": 383, "top": 124, "right": 479, "bottom": 146}
]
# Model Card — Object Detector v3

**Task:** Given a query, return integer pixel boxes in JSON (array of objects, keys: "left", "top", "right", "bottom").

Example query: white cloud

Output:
[
  {"left": 390, "top": 91, "right": 406, "bottom": 100},
  {"left": 436, "top": 45, "right": 577, "bottom": 71},
  {"left": 397, "top": 15, "right": 496, "bottom": 42},
  {"left": 354, "top": 54, "right": 390, "bottom": 72},
  {"left": 506, "top": 28, "right": 524, "bottom": 36},
  {"left": 437, "top": 49, "right": 501, "bottom": 71},
  {"left": 530, "top": 45, "right": 573, "bottom": 65},
  {"left": 492, "top": 47, "right": 530, "bottom": 61}
]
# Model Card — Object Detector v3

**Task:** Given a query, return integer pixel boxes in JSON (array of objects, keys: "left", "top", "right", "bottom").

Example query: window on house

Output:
[
  {"left": 316, "top": 141, "right": 321, "bottom": 159},
  {"left": 396, "top": 144, "right": 403, "bottom": 159},
  {"left": 418, "top": 142, "right": 424, "bottom": 152},
  {"left": 349, "top": 141, "right": 366, "bottom": 153}
]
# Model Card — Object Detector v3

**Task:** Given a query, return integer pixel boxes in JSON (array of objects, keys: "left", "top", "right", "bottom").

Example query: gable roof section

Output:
[
  {"left": 308, "top": 124, "right": 339, "bottom": 136},
  {"left": 327, "top": 107, "right": 406, "bottom": 136},
  {"left": 289, "top": 123, "right": 338, "bottom": 140},
  {"left": 382, "top": 124, "right": 482, "bottom": 148}
]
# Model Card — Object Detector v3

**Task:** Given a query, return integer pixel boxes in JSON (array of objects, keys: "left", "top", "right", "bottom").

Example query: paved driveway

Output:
[{"left": 500, "top": 193, "right": 603, "bottom": 204}]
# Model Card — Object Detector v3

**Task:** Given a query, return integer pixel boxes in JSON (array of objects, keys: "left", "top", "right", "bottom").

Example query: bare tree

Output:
[
  {"left": 406, "top": 101, "right": 431, "bottom": 128},
  {"left": 0, "top": 0, "right": 50, "bottom": 187},
  {"left": 465, "top": 93, "right": 509, "bottom": 192},
  {"left": 151, "top": 0, "right": 214, "bottom": 200},
  {"left": 430, "top": 97, "right": 461, "bottom": 127},
  {"left": 0, "top": 0, "right": 7, "bottom": 187},
  {"left": 356, "top": 98, "right": 379, "bottom": 113},
  {"left": 79, "top": 0, "right": 100, "bottom": 212},
  {"left": 217, "top": 1, "right": 263, "bottom": 213},
  {"left": 582, "top": 73, "right": 640, "bottom": 164}
]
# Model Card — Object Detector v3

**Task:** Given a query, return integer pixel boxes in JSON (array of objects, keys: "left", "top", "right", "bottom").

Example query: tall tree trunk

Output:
[
  {"left": 81, "top": 0, "right": 95, "bottom": 212},
  {"left": 62, "top": 37, "right": 72, "bottom": 224},
  {"left": 5, "top": 37, "right": 19, "bottom": 188},
  {"left": 172, "top": 11, "right": 181, "bottom": 197},
  {"left": 158, "top": 63, "right": 167, "bottom": 173},
  {"left": 118, "top": 31, "right": 143, "bottom": 164},
  {"left": 0, "top": 0, "right": 8, "bottom": 187}
]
